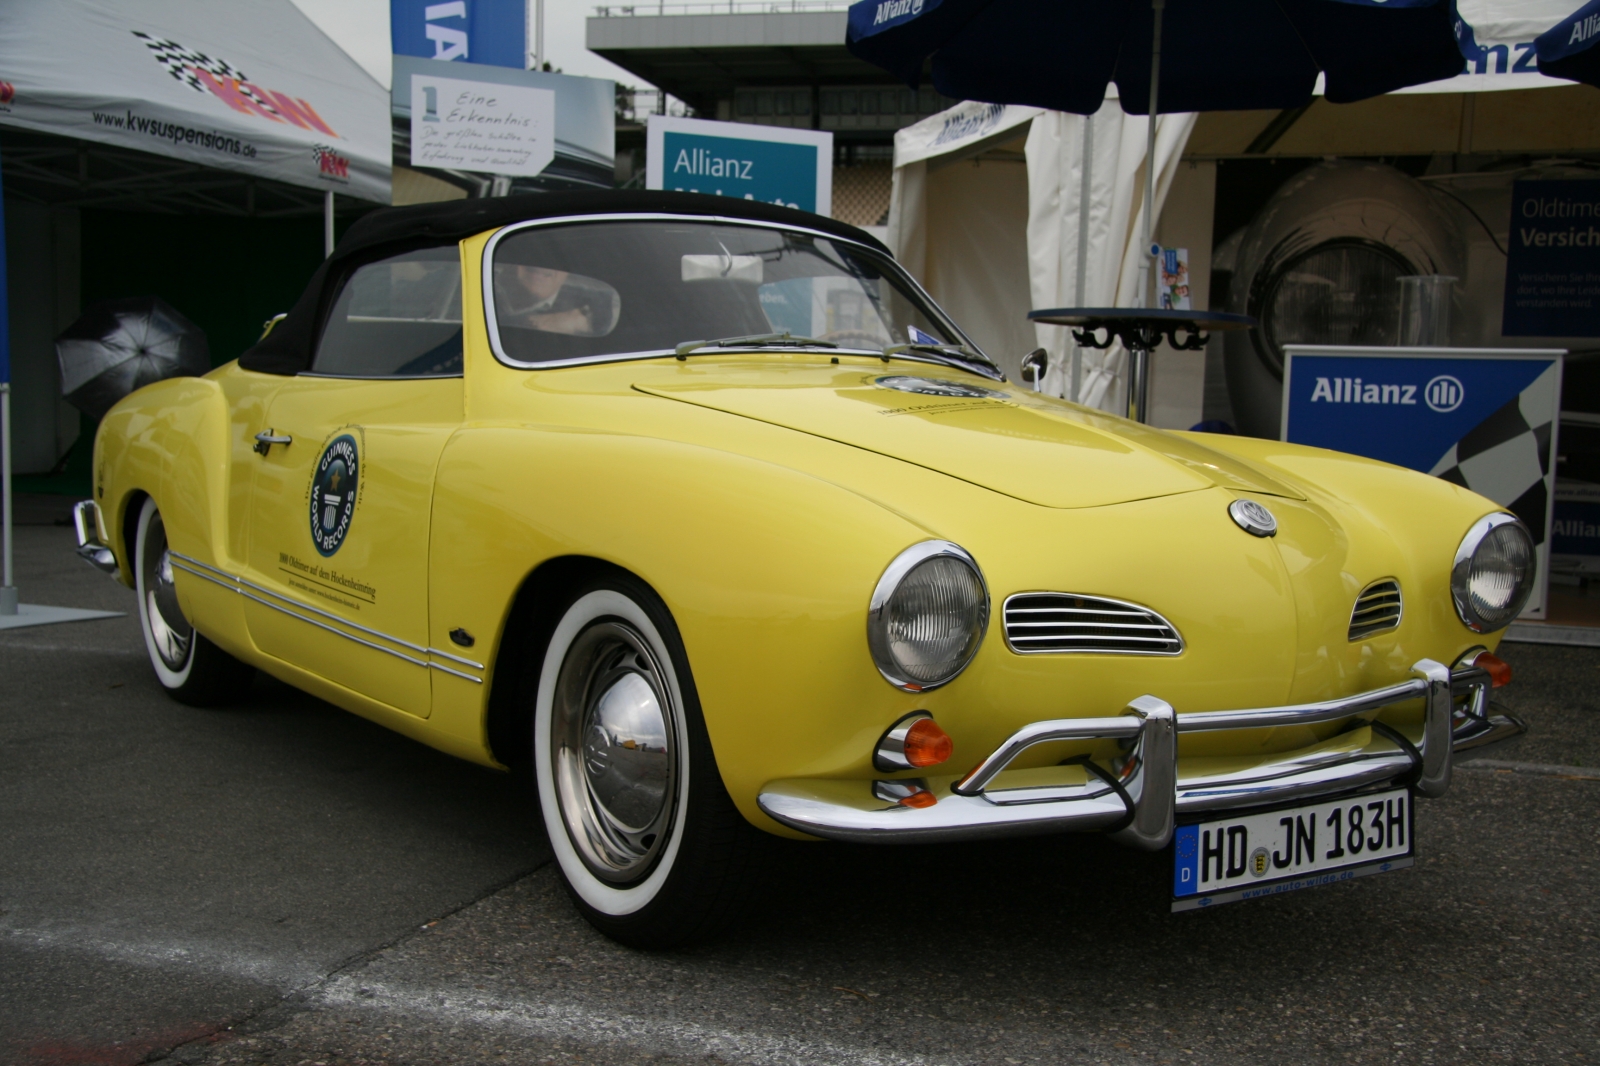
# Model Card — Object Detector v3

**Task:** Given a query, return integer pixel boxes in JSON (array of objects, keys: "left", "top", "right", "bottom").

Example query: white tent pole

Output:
[
  {"left": 1138, "top": 0, "right": 1164, "bottom": 312},
  {"left": 1, "top": 384, "right": 13, "bottom": 615},
  {"left": 324, "top": 191, "right": 335, "bottom": 257},
  {"left": 535, "top": 0, "right": 545, "bottom": 70},
  {"left": 1071, "top": 111, "right": 1092, "bottom": 404}
]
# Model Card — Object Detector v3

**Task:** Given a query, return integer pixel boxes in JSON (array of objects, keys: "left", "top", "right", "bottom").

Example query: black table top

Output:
[{"left": 1027, "top": 308, "right": 1257, "bottom": 331}]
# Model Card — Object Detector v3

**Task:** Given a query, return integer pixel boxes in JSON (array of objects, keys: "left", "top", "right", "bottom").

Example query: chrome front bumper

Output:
[
  {"left": 757, "top": 658, "right": 1524, "bottom": 849},
  {"left": 73, "top": 500, "right": 120, "bottom": 576}
]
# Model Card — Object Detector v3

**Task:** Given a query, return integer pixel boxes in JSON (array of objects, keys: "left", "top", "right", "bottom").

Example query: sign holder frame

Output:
[
  {"left": 645, "top": 115, "right": 832, "bottom": 218},
  {"left": 1282, "top": 344, "right": 1565, "bottom": 622}
]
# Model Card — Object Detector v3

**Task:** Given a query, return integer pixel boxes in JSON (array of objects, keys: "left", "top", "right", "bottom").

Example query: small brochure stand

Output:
[{"left": 1281, "top": 345, "right": 1566, "bottom": 630}]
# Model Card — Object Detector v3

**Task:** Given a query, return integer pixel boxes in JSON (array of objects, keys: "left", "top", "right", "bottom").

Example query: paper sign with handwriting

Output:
[{"left": 410, "top": 74, "right": 555, "bottom": 177}]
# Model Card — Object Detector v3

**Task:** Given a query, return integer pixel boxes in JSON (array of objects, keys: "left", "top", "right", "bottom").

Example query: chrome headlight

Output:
[
  {"left": 867, "top": 541, "right": 989, "bottom": 691},
  {"left": 1451, "top": 514, "right": 1535, "bottom": 633}
]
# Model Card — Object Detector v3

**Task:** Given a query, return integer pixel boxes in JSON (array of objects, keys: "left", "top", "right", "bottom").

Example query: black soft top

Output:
[{"left": 240, "top": 190, "right": 891, "bottom": 376}]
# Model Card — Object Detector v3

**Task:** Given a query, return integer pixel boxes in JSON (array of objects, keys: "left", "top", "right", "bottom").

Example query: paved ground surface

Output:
[{"left": 3, "top": 493, "right": 1598, "bottom": 1066}]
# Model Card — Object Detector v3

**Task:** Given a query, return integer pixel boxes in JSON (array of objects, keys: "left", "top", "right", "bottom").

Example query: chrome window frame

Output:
[{"left": 478, "top": 212, "right": 993, "bottom": 376}]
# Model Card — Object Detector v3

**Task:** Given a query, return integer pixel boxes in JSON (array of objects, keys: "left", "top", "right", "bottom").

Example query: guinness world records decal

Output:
[
  {"left": 310, "top": 432, "right": 361, "bottom": 557},
  {"left": 1281, "top": 345, "right": 1564, "bottom": 618}
]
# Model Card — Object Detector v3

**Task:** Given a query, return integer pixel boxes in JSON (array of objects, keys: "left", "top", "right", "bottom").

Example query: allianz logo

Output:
[
  {"left": 873, "top": 0, "right": 925, "bottom": 25},
  {"left": 1309, "top": 374, "right": 1464, "bottom": 414}
]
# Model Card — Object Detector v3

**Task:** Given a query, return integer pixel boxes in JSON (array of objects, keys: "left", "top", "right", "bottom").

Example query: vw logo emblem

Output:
[{"left": 1424, "top": 375, "right": 1464, "bottom": 413}]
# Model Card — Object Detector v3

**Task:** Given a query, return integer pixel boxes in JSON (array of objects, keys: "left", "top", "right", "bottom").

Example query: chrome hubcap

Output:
[
  {"left": 552, "top": 620, "right": 678, "bottom": 883},
  {"left": 141, "top": 513, "right": 192, "bottom": 671}
]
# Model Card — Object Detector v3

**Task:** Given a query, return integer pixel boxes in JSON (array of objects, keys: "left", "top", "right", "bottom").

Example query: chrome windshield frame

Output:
[{"left": 477, "top": 212, "right": 997, "bottom": 378}]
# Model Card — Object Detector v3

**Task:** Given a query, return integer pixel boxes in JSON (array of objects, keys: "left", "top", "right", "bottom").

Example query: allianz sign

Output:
[
  {"left": 1309, "top": 374, "right": 1464, "bottom": 414},
  {"left": 873, "top": 0, "right": 925, "bottom": 25}
]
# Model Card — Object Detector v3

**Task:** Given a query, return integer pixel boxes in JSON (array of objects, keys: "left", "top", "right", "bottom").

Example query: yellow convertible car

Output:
[{"left": 74, "top": 191, "right": 1531, "bottom": 946}]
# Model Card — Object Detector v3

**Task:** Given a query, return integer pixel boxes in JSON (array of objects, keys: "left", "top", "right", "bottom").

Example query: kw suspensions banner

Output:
[
  {"left": 0, "top": 0, "right": 390, "bottom": 203},
  {"left": 1282, "top": 346, "right": 1564, "bottom": 619}
]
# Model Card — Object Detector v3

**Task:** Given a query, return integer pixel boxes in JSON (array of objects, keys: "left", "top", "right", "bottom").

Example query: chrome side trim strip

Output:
[
  {"left": 171, "top": 559, "right": 430, "bottom": 669},
  {"left": 169, "top": 553, "right": 484, "bottom": 683},
  {"left": 172, "top": 552, "right": 431, "bottom": 655}
]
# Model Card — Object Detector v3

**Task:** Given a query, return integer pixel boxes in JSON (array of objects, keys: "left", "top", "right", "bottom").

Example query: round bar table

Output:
[{"left": 1026, "top": 309, "right": 1257, "bottom": 424}]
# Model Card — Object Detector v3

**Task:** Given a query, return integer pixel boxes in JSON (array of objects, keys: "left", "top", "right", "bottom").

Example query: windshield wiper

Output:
[
  {"left": 882, "top": 342, "right": 1001, "bottom": 377},
  {"left": 674, "top": 331, "right": 838, "bottom": 358}
]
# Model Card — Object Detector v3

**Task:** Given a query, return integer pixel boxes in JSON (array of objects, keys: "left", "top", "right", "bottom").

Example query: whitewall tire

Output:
[{"left": 533, "top": 576, "right": 757, "bottom": 948}]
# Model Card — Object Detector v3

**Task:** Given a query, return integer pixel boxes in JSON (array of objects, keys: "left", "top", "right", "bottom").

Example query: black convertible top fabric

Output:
[{"left": 239, "top": 190, "right": 890, "bottom": 376}]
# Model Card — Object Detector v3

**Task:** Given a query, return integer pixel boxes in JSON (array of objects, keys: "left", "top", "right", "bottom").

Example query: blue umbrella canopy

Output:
[
  {"left": 1534, "top": 0, "right": 1600, "bottom": 85},
  {"left": 847, "top": 0, "right": 1467, "bottom": 115},
  {"left": 1451, "top": 0, "right": 1600, "bottom": 89}
]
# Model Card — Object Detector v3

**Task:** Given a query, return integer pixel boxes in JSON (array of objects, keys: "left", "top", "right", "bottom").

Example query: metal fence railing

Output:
[{"left": 594, "top": 1, "right": 852, "bottom": 16}]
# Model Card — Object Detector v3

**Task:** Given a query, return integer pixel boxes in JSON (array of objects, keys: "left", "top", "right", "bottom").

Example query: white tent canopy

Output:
[{"left": 0, "top": 0, "right": 391, "bottom": 204}]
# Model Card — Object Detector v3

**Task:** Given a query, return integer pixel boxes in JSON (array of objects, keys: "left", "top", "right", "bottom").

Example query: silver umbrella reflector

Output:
[{"left": 56, "top": 296, "right": 209, "bottom": 420}]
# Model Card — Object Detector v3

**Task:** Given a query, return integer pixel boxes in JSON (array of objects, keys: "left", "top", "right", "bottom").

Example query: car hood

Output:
[{"left": 635, "top": 367, "right": 1302, "bottom": 509}]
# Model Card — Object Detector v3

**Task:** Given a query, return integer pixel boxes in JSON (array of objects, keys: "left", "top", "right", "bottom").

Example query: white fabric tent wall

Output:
[
  {"left": 1024, "top": 106, "right": 1197, "bottom": 411},
  {"left": 887, "top": 103, "right": 1043, "bottom": 382},
  {"left": 888, "top": 100, "right": 1196, "bottom": 412}
]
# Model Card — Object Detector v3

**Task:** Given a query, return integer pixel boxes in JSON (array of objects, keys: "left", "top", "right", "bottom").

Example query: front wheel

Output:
[
  {"left": 134, "top": 497, "right": 254, "bottom": 706},
  {"left": 533, "top": 577, "right": 757, "bottom": 948}
]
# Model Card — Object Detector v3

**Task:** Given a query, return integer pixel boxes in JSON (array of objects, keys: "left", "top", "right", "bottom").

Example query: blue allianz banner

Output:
[
  {"left": 1502, "top": 179, "right": 1600, "bottom": 337},
  {"left": 1283, "top": 345, "right": 1563, "bottom": 618},
  {"left": 391, "top": 0, "right": 525, "bottom": 70},
  {"left": 646, "top": 116, "right": 832, "bottom": 216}
]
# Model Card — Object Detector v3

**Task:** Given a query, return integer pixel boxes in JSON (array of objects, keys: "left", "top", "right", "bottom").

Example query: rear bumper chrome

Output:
[
  {"left": 757, "top": 658, "right": 1525, "bottom": 848},
  {"left": 72, "top": 500, "right": 119, "bottom": 576}
]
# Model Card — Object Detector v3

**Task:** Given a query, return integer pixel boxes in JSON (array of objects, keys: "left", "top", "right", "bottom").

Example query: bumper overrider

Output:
[{"left": 757, "top": 658, "right": 1523, "bottom": 848}]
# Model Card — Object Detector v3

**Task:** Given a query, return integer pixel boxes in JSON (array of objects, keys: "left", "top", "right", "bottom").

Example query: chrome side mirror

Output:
[{"left": 1019, "top": 348, "right": 1048, "bottom": 389}]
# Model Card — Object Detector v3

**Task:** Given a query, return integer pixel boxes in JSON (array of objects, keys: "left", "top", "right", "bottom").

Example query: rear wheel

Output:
[
  {"left": 134, "top": 497, "right": 253, "bottom": 706},
  {"left": 533, "top": 576, "right": 757, "bottom": 948}
]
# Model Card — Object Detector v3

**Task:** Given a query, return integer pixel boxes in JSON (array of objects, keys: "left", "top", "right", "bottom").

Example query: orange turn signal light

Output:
[
  {"left": 903, "top": 717, "right": 954, "bottom": 768},
  {"left": 1474, "top": 651, "right": 1512, "bottom": 688},
  {"left": 900, "top": 789, "right": 938, "bottom": 809}
]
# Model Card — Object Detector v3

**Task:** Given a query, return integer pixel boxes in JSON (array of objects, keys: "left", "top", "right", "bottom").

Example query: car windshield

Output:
[{"left": 487, "top": 219, "right": 982, "bottom": 368}]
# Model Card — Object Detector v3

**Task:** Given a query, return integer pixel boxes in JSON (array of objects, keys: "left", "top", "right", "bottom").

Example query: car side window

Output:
[{"left": 312, "top": 246, "right": 463, "bottom": 377}]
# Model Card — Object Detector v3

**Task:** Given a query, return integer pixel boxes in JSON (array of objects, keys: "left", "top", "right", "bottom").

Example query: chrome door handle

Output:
[{"left": 253, "top": 429, "right": 292, "bottom": 455}]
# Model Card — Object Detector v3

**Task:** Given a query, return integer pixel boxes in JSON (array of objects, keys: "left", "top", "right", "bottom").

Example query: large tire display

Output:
[{"left": 1222, "top": 161, "right": 1465, "bottom": 438}]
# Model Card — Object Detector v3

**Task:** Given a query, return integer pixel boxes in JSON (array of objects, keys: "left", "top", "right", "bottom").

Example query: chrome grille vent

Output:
[
  {"left": 1003, "top": 593, "right": 1183, "bottom": 655},
  {"left": 1349, "top": 579, "right": 1403, "bottom": 641}
]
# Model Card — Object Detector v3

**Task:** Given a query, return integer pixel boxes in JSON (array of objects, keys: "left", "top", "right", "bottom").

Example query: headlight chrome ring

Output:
[
  {"left": 1451, "top": 513, "right": 1536, "bottom": 633},
  {"left": 867, "top": 540, "right": 989, "bottom": 692}
]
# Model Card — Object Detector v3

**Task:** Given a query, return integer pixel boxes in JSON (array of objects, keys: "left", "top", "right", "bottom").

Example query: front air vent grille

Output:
[
  {"left": 1003, "top": 593, "right": 1184, "bottom": 655},
  {"left": 1349, "top": 579, "right": 1403, "bottom": 641}
]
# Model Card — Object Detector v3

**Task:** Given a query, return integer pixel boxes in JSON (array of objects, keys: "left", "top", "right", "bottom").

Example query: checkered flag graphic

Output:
[
  {"left": 1429, "top": 363, "right": 1559, "bottom": 546},
  {"left": 131, "top": 31, "right": 279, "bottom": 116}
]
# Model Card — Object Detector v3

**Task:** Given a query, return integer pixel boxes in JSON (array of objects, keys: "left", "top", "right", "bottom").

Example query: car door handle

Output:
[{"left": 254, "top": 430, "right": 292, "bottom": 456}]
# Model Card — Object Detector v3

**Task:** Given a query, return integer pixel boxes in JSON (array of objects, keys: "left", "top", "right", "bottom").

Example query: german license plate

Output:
[{"left": 1171, "top": 787, "right": 1414, "bottom": 911}]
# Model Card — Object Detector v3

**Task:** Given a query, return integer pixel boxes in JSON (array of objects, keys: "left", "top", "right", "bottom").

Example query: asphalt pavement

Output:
[{"left": 3, "top": 493, "right": 1597, "bottom": 1066}]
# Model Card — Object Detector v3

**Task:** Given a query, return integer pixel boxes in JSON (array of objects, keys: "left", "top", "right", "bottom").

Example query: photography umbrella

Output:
[
  {"left": 848, "top": 0, "right": 1466, "bottom": 411},
  {"left": 57, "top": 297, "right": 210, "bottom": 421}
]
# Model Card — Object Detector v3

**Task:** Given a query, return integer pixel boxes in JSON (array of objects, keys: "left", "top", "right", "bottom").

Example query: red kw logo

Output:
[
  {"left": 314, "top": 145, "right": 350, "bottom": 179},
  {"left": 132, "top": 31, "right": 338, "bottom": 137},
  {"left": 0, "top": 82, "right": 15, "bottom": 105}
]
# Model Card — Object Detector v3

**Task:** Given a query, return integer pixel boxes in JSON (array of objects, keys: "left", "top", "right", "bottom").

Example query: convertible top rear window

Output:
[
  {"left": 488, "top": 220, "right": 965, "bottom": 366},
  {"left": 313, "top": 246, "right": 463, "bottom": 378}
]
